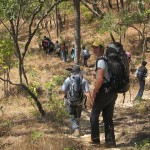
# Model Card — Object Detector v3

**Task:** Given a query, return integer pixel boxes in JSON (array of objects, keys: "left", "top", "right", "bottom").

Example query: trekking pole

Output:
[
  {"left": 110, "top": 32, "right": 116, "bottom": 43},
  {"left": 84, "top": 95, "right": 87, "bottom": 109},
  {"left": 129, "top": 89, "right": 131, "bottom": 102},
  {"left": 123, "top": 93, "right": 125, "bottom": 103}
]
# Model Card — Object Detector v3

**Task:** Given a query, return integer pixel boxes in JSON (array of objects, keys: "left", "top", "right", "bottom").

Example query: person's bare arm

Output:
[
  {"left": 92, "top": 68, "right": 104, "bottom": 100},
  {"left": 85, "top": 91, "right": 93, "bottom": 109}
]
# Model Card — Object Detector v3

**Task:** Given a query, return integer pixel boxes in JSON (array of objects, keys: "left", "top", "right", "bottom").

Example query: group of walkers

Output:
[
  {"left": 42, "top": 36, "right": 148, "bottom": 147},
  {"left": 60, "top": 40, "right": 148, "bottom": 148},
  {"left": 42, "top": 36, "right": 90, "bottom": 66}
]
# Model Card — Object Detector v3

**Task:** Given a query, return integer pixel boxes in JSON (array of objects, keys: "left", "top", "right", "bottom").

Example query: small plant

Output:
[
  {"left": 31, "top": 130, "right": 43, "bottom": 142},
  {"left": 0, "top": 120, "right": 13, "bottom": 128},
  {"left": 52, "top": 75, "right": 66, "bottom": 86},
  {"left": 135, "top": 139, "right": 150, "bottom": 150},
  {"left": 64, "top": 148, "right": 74, "bottom": 150}
]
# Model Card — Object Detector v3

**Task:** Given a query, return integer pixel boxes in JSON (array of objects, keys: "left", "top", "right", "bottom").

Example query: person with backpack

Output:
[
  {"left": 70, "top": 45, "right": 75, "bottom": 61},
  {"left": 134, "top": 61, "right": 148, "bottom": 101},
  {"left": 61, "top": 65, "right": 92, "bottom": 137},
  {"left": 54, "top": 40, "right": 60, "bottom": 57},
  {"left": 60, "top": 43, "right": 68, "bottom": 62},
  {"left": 90, "top": 41, "right": 130, "bottom": 147},
  {"left": 80, "top": 46, "right": 90, "bottom": 67}
]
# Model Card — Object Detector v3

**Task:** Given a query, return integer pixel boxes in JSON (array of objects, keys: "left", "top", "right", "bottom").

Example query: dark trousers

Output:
[
  {"left": 65, "top": 100, "right": 82, "bottom": 130},
  {"left": 136, "top": 79, "right": 145, "bottom": 98},
  {"left": 83, "top": 57, "right": 88, "bottom": 66},
  {"left": 90, "top": 88, "right": 117, "bottom": 142}
]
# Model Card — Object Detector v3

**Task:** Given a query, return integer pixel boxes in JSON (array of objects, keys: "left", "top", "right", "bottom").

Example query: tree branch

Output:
[
  {"left": 80, "top": 0, "right": 102, "bottom": 19},
  {"left": 0, "top": 19, "right": 14, "bottom": 38},
  {"left": 83, "top": 0, "right": 101, "bottom": 5},
  {"left": 0, "top": 77, "right": 45, "bottom": 116},
  {"left": 22, "top": 0, "right": 68, "bottom": 59}
]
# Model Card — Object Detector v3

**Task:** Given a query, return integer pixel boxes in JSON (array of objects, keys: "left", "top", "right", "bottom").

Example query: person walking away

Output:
[
  {"left": 81, "top": 46, "right": 90, "bottom": 67},
  {"left": 71, "top": 45, "right": 75, "bottom": 61},
  {"left": 60, "top": 43, "right": 68, "bottom": 62},
  {"left": 134, "top": 61, "right": 148, "bottom": 101},
  {"left": 54, "top": 40, "right": 60, "bottom": 57},
  {"left": 61, "top": 65, "right": 92, "bottom": 137},
  {"left": 42, "top": 36, "right": 49, "bottom": 53},
  {"left": 90, "top": 41, "right": 117, "bottom": 147}
]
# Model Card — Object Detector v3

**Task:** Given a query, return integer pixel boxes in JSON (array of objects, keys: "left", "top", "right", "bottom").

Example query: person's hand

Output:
[
  {"left": 92, "top": 90, "right": 97, "bottom": 100},
  {"left": 90, "top": 100, "right": 94, "bottom": 109}
]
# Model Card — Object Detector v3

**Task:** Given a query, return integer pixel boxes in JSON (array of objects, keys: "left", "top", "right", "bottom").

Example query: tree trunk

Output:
[
  {"left": 120, "top": 0, "right": 124, "bottom": 10},
  {"left": 116, "top": 0, "right": 119, "bottom": 11},
  {"left": 73, "top": 0, "right": 81, "bottom": 65},
  {"left": 55, "top": 0, "right": 59, "bottom": 38},
  {"left": 22, "top": 84, "right": 45, "bottom": 116},
  {"left": 108, "top": 0, "right": 113, "bottom": 9}
]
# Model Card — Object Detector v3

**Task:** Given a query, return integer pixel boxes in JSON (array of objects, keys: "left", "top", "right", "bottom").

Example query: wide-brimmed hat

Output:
[
  {"left": 71, "top": 65, "right": 81, "bottom": 73},
  {"left": 92, "top": 41, "right": 103, "bottom": 48}
]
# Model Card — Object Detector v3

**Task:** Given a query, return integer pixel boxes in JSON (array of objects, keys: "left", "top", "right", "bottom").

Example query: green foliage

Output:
[
  {"left": 0, "top": 38, "right": 15, "bottom": 73},
  {"left": 31, "top": 130, "right": 43, "bottom": 142},
  {"left": 28, "top": 67, "right": 38, "bottom": 79},
  {"left": 81, "top": 5, "right": 93, "bottom": 23},
  {"left": 52, "top": 75, "right": 66, "bottom": 86},
  {"left": 59, "top": 1, "right": 73, "bottom": 15},
  {"left": 120, "top": 11, "right": 149, "bottom": 26},
  {"left": 0, "top": 120, "right": 13, "bottom": 128},
  {"left": 99, "top": 12, "right": 117, "bottom": 34},
  {"left": 64, "top": 148, "right": 74, "bottom": 150},
  {"left": 135, "top": 138, "right": 150, "bottom": 150},
  {"left": 28, "top": 81, "right": 41, "bottom": 96},
  {"left": 43, "top": 74, "right": 68, "bottom": 119}
]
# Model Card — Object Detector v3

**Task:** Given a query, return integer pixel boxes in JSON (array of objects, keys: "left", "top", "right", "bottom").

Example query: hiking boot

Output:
[
  {"left": 72, "top": 128, "right": 80, "bottom": 137},
  {"left": 105, "top": 141, "right": 116, "bottom": 148},
  {"left": 89, "top": 138, "right": 100, "bottom": 146}
]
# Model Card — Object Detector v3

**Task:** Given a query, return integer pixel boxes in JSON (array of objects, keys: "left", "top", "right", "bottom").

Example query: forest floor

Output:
[
  {"left": 0, "top": 17, "right": 150, "bottom": 149},
  {"left": 0, "top": 51, "right": 150, "bottom": 150}
]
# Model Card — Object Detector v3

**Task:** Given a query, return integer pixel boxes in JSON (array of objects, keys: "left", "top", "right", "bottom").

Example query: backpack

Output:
[
  {"left": 137, "top": 66, "right": 147, "bottom": 80},
  {"left": 82, "top": 49, "right": 90, "bottom": 59},
  {"left": 68, "top": 74, "right": 84, "bottom": 105},
  {"left": 96, "top": 42, "right": 130, "bottom": 93}
]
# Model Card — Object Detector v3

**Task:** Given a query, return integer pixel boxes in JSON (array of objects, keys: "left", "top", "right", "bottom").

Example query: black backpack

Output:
[
  {"left": 137, "top": 66, "right": 147, "bottom": 80},
  {"left": 96, "top": 42, "right": 130, "bottom": 93},
  {"left": 68, "top": 74, "right": 84, "bottom": 105}
]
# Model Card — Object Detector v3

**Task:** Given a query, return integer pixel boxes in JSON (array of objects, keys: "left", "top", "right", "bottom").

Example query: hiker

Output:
[
  {"left": 70, "top": 45, "right": 75, "bottom": 61},
  {"left": 54, "top": 40, "right": 60, "bottom": 57},
  {"left": 60, "top": 43, "right": 68, "bottom": 62},
  {"left": 90, "top": 41, "right": 118, "bottom": 147},
  {"left": 134, "top": 61, "right": 148, "bottom": 101},
  {"left": 42, "top": 36, "right": 51, "bottom": 54},
  {"left": 61, "top": 65, "right": 92, "bottom": 137},
  {"left": 42, "top": 36, "right": 49, "bottom": 52},
  {"left": 80, "top": 46, "right": 90, "bottom": 67}
]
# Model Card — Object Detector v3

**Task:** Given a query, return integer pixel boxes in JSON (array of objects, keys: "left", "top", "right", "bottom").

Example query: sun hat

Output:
[
  {"left": 71, "top": 65, "right": 81, "bottom": 73},
  {"left": 92, "top": 41, "right": 103, "bottom": 48},
  {"left": 142, "top": 61, "right": 147, "bottom": 66}
]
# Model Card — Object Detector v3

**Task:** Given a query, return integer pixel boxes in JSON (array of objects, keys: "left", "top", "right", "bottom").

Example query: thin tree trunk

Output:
[
  {"left": 120, "top": 0, "right": 124, "bottom": 10},
  {"left": 73, "top": 0, "right": 81, "bottom": 65},
  {"left": 22, "top": 84, "right": 45, "bottom": 116},
  {"left": 55, "top": 0, "right": 59, "bottom": 37},
  {"left": 116, "top": 0, "right": 119, "bottom": 11}
]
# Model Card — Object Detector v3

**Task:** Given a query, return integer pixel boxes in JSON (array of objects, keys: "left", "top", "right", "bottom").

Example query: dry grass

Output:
[{"left": 0, "top": 7, "right": 150, "bottom": 150}]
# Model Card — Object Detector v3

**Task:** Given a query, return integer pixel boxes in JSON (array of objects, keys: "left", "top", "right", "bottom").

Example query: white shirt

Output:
[{"left": 96, "top": 59, "right": 110, "bottom": 83}]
